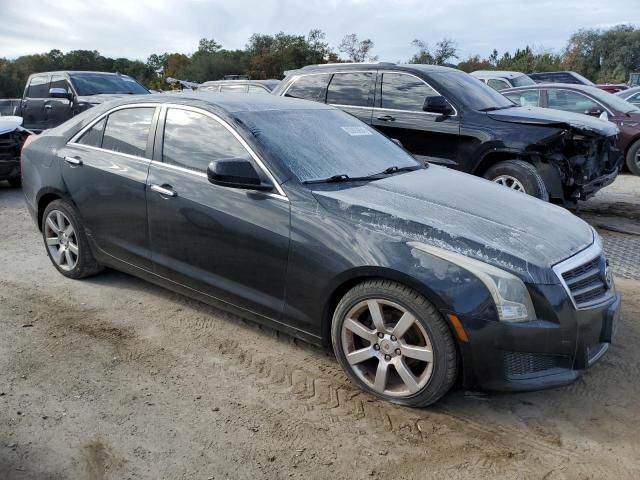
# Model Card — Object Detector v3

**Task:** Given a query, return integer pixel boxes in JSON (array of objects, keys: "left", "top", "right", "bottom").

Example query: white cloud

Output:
[{"left": 0, "top": 0, "right": 638, "bottom": 61}]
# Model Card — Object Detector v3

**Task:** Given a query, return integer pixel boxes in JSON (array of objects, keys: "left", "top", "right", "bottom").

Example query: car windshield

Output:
[
  {"left": 511, "top": 75, "right": 536, "bottom": 87},
  {"left": 70, "top": 74, "right": 149, "bottom": 95},
  {"left": 237, "top": 108, "right": 422, "bottom": 183},
  {"left": 429, "top": 71, "right": 515, "bottom": 111},
  {"left": 588, "top": 87, "right": 640, "bottom": 113}
]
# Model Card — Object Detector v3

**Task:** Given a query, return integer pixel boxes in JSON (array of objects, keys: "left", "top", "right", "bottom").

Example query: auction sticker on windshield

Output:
[{"left": 341, "top": 126, "right": 372, "bottom": 136}]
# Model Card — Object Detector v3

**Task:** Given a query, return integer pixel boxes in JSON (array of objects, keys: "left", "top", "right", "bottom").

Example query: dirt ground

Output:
[{"left": 1, "top": 176, "right": 639, "bottom": 480}]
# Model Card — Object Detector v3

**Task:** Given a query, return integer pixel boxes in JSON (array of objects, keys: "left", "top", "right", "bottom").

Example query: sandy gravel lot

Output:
[{"left": 1, "top": 177, "right": 639, "bottom": 480}]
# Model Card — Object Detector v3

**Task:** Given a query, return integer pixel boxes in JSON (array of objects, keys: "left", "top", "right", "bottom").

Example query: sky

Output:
[{"left": 1, "top": 0, "right": 638, "bottom": 62}]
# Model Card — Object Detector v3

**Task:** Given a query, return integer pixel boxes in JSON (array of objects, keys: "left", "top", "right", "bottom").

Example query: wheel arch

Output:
[
  {"left": 36, "top": 188, "right": 72, "bottom": 231},
  {"left": 473, "top": 150, "right": 528, "bottom": 176}
]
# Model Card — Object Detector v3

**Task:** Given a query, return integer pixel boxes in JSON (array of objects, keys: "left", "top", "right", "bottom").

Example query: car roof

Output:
[
  {"left": 286, "top": 62, "right": 458, "bottom": 76},
  {"left": 471, "top": 70, "right": 527, "bottom": 79},
  {"left": 529, "top": 71, "right": 579, "bottom": 76},
  {"left": 110, "top": 92, "right": 333, "bottom": 114},
  {"left": 200, "top": 79, "right": 280, "bottom": 87},
  {"left": 30, "top": 71, "right": 132, "bottom": 77},
  {"left": 502, "top": 83, "right": 599, "bottom": 93}
]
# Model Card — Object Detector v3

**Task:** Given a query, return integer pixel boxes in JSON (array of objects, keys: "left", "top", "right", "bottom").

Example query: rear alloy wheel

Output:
[
  {"left": 332, "top": 280, "right": 457, "bottom": 407},
  {"left": 42, "top": 200, "right": 103, "bottom": 279},
  {"left": 484, "top": 160, "right": 549, "bottom": 201},
  {"left": 626, "top": 140, "right": 640, "bottom": 176}
]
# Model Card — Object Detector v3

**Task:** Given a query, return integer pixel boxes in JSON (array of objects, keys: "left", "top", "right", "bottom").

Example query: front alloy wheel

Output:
[{"left": 332, "top": 280, "right": 457, "bottom": 407}]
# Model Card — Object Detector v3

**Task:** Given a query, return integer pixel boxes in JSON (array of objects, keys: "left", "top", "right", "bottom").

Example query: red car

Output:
[{"left": 502, "top": 83, "right": 640, "bottom": 175}]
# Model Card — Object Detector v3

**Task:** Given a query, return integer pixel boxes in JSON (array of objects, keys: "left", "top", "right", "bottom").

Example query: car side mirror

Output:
[
  {"left": 423, "top": 96, "right": 453, "bottom": 116},
  {"left": 49, "top": 87, "right": 71, "bottom": 100},
  {"left": 585, "top": 106, "right": 603, "bottom": 117},
  {"left": 206, "top": 158, "right": 274, "bottom": 191}
]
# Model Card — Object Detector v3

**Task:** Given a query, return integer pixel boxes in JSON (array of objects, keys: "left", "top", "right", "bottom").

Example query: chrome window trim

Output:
[
  {"left": 552, "top": 240, "right": 611, "bottom": 310},
  {"left": 545, "top": 88, "right": 613, "bottom": 117},
  {"left": 66, "top": 143, "right": 151, "bottom": 164},
  {"left": 376, "top": 70, "right": 459, "bottom": 117},
  {"left": 66, "top": 102, "right": 288, "bottom": 200}
]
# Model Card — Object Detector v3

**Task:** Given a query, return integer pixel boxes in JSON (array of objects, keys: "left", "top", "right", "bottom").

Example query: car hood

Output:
[
  {"left": 313, "top": 166, "right": 594, "bottom": 284},
  {"left": 487, "top": 106, "right": 619, "bottom": 136},
  {"left": 0, "top": 116, "right": 23, "bottom": 135}
]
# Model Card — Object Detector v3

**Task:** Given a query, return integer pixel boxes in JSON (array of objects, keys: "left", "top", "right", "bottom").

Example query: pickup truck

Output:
[{"left": 18, "top": 71, "right": 149, "bottom": 133}]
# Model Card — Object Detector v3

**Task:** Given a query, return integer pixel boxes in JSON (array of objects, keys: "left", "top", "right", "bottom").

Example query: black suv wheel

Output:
[{"left": 484, "top": 160, "right": 549, "bottom": 201}]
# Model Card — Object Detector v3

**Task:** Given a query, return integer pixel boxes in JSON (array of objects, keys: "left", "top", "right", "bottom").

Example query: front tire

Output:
[
  {"left": 331, "top": 280, "right": 457, "bottom": 407},
  {"left": 42, "top": 200, "right": 103, "bottom": 279},
  {"left": 626, "top": 140, "right": 640, "bottom": 176},
  {"left": 484, "top": 160, "right": 549, "bottom": 201}
]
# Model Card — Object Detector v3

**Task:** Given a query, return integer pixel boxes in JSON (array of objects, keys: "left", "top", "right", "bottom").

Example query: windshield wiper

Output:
[{"left": 302, "top": 165, "right": 422, "bottom": 185}]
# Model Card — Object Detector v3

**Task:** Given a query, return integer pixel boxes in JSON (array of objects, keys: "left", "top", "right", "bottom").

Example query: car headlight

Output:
[{"left": 408, "top": 242, "right": 537, "bottom": 322}]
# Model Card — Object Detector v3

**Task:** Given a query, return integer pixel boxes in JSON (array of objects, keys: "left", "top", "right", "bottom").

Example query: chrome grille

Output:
[{"left": 554, "top": 242, "right": 613, "bottom": 310}]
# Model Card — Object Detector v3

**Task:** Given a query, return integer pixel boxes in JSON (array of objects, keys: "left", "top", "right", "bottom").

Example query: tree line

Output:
[{"left": 1, "top": 25, "right": 638, "bottom": 97}]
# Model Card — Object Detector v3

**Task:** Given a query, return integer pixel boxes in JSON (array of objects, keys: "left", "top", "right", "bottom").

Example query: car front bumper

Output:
[{"left": 457, "top": 287, "right": 620, "bottom": 392}]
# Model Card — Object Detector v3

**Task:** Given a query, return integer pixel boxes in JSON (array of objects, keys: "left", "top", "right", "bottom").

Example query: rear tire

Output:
[
  {"left": 8, "top": 177, "right": 21, "bottom": 188},
  {"left": 484, "top": 160, "right": 549, "bottom": 201},
  {"left": 626, "top": 140, "right": 640, "bottom": 176},
  {"left": 42, "top": 200, "right": 103, "bottom": 279},
  {"left": 331, "top": 280, "right": 457, "bottom": 407}
]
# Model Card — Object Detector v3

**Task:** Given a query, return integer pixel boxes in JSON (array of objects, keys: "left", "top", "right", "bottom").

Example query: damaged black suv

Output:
[{"left": 273, "top": 63, "right": 622, "bottom": 204}]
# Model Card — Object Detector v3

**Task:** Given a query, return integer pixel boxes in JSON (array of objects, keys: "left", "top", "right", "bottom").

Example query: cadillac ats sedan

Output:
[{"left": 21, "top": 94, "right": 620, "bottom": 406}]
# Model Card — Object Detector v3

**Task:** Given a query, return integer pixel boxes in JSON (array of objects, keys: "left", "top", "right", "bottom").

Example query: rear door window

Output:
[
  {"left": 326, "top": 72, "right": 373, "bottom": 107},
  {"left": 102, "top": 107, "right": 155, "bottom": 157},
  {"left": 248, "top": 85, "right": 269, "bottom": 94},
  {"left": 26, "top": 76, "right": 50, "bottom": 98},
  {"left": 285, "top": 74, "right": 331, "bottom": 102},
  {"left": 162, "top": 108, "right": 249, "bottom": 173},
  {"left": 380, "top": 73, "right": 438, "bottom": 111},
  {"left": 77, "top": 118, "right": 106, "bottom": 147}
]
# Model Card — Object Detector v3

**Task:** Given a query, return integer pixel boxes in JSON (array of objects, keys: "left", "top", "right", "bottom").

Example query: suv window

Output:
[
  {"left": 77, "top": 118, "right": 106, "bottom": 147},
  {"left": 380, "top": 73, "right": 438, "bottom": 111},
  {"left": 326, "top": 72, "right": 372, "bottom": 107},
  {"left": 102, "top": 107, "right": 155, "bottom": 157},
  {"left": 162, "top": 108, "right": 249, "bottom": 173},
  {"left": 50, "top": 75, "right": 70, "bottom": 96},
  {"left": 27, "top": 76, "right": 49, "bottom": 98},
  {"left": 487, "top": 78, "right": 510, "bottom": 91},
  {"left": 285, "top": 74, "right": 331, "bottom": 101},
  {"left": 547, "top": 90, "right": 600, "bottom": 114},
  {"left": 504, "top": 90, "right": 540, "bottom": 107}
]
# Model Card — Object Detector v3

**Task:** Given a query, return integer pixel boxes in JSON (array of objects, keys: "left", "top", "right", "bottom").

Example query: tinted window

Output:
[
  {"left": 326, "top": 73, "right": 372, "bottom": 106},
  {"left": 487, "top": 79, "right": 510, "bottom": 91},
  {"left": 70, "top": 74, "right": 148, "bottom": 95},
  {"left": 285, "top": 74, "right": 331, "bottom": 102},
  {"left": 381, "top": 73, "right": 438, "bottom": 111},
  {"left": 77, "top": 118, "right": 106, "bottom": 147},
  {"left": 511, "top": 75, "right": 536, "bottom": 87},
  {"left": 162, "top": 108, "right": 249, "bottom": 173},
  {"left": 220, "top": 84, "right": 247, "bottom": 93},
  {"left": 27, "top": 76, "right": 49, "bottom": 98},
  {"left": 236, "top": 109, "right": 420, "bottom": 183},
  {"left": 429, "top": 71, "right": 514, "bottom": 111},
  {"left": 102, "top": 108, "right": 155, "bottom": 157},
  {"left": 248, "top": 85, "right": 269, "bottom": 94},
  {"left": 547, "top": 90, "right": 600, "bottom": 113},
  {"left": 504, "top": 90, "right": 540, "bottom": 107},
  {"left": 629, "top": 92, "right": 640, "bottom": 103},
  {"left": 49, "top": 75, "right": 70, "bottom": 95}
]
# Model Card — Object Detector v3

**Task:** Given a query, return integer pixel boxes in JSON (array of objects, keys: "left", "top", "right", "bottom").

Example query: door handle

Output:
[
  {"left": 64, "top": 156, "right": 82, "bottom": 166},
  {"left": 150, "top": 184, "right": 177, "bottom": 197},
  {"left": 376, "top": 114, "right": 395, "bottom": 122}
]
